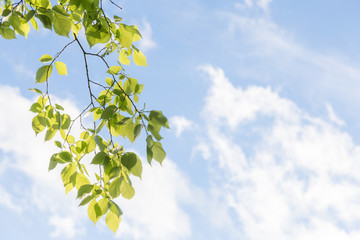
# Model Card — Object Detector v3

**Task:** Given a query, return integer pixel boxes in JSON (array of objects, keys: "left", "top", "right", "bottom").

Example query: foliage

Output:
[{"left": 0, "top": 0, "right": 169, "bottom": 233}]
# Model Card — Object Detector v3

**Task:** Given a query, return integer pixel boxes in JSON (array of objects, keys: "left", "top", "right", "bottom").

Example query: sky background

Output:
[{"left": 1, "top": 0, "right": 360, "bottom": 239}]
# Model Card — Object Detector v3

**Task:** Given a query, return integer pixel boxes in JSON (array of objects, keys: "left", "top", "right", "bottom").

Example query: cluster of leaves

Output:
[{"left": 1, "top": 0, "right": 169, "bottom": 234}]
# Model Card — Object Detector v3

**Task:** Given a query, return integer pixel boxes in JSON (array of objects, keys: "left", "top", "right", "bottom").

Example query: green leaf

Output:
[
  {"left": 2, "top": 9, "right": 11, "bottom": 17},
  {"left": 105, "top": 77, "right": 113, "bottom": 86},
  {"left": 93, "top": 108, "right": 103, "bottom": 121},
  {"left": 117, "top": 24, "right": 133, "bottom": 48},
  {"left": 32, "top": 115, "right": 48, "bottom": 133},
  {"left": 49, "top": 154, "right": 58, "bottom": 171},
  {"left": 123, "top": 121, "right": 136, "bottom": 143},
  {"left": 36, "top": 65, "right": 53, "bottom": 83},
  {"left": 119, "top": 49, "right": 130, "bottom": 65},
  {"left": 59, "top": 151, "right": 73, "bottom": 162},
  {"left": 76, "top": 173, "right": 91, "bottom": 189},
  {"left": 91, "top": 151, "right": 109, "bottom": 165},
  {"left": 109, "top": 177, "right": 122, "bottom": 198},
  {"left": 98, "top": 197, "right": 110, "bottom": 215},
  {"left": 61, "top": 114, "right": 71, "bottom": 129},
  {"left": 39, "top": 54, "right": 53, "bottom": 63},
  {"left": 107, "top": 66, "right": 122, "bottom": 75},
  {"left": 88, "top": 200, "right": 102, "bottom": 224},
  {"left": 131, "top": 155, "right": 142, "bottom": 178},
  {"left": 96, "top": 119, "right": 107, "bottom": 133},
  {"left": 77, "top": 184, "right": 94, "bottom": 199},
  {"left": 94, "top": 135, "right": 107, "bottom": 152},
  {"left": 133, "top": 49, "right": 147, "bottom": 66},
  {"left": 105, "top": 205, "right": 121, "bottom": 234},
  {"left": 149, "top": 110, "right": 170, "bottom": 129},
  {"left": 55, "top": 103, "right": 64, "bottom": 110},
  {"left": 0, "top": 27, "right": 16, "bottom": 39},
  {"left": 61, "top": 162, "right": 77, "bottom": 185},
  {"left": 79, "top": 195, "right": 94, "bottom": 206},
  {"left": 81, "top": 0, "right": 99, "bottom": 11},
  {"left": 29, "top": 103, "right": 43, "bottom": 113},
  {"left": 45, "top": 128, "right": 57, "bottom": 141},
  {"left": 148, "top": 124, "right": 162, "bottom": 141},
  {"left": 40, "top": 0, "right": 50, "bottom": 8},
  {"left": 101, "top": 105, "right": 117, "bottom": 119},
  {"left": 152, "top": 141, "right": 166, "bottom": 164},
  {"left": 146, "top": 145, "right": 153, "bottom": 164},
  {"left": 121, "top": 152, "right": 138, "bottom": 171},
  {"left": 54, "top": 61, "right": 68, "bottom": 75},
  {"left": 29, "top": 88, "right": 43, "bottom": 94},
  {"left": 18, "top": 23, "right": 30, "bottom": 38},
  {"left": 52, "top": 6, "right": 71, "bottom": 36},
  {"left": 85, "top": 135, "right": 96, "bottom": 153},
  {"left": 85, "top": 25, "right": 111, "bottom": 48},
  {"left": 116, "top": 117, "right": 131, "bottom": 126},
  {"left": 120, "top": 180, "right": 135, "bottom": 199},
  {"left": 54, "top": 141, "right": 62, "bottom": 148},
  {"left": 30, "top": 17, "right": 39, "bottom": 30},
  {"left": 36, "top": 12, "right": 53, "bottom": 30},
  {"left": 133, "top": 124, "right": 143, "bottom": 141},
  {"left": 24, "top": 10, "right": 35, "bottom": 22},
  {"left": 113, "top": 15, "right": 123, "bottom": 23}
]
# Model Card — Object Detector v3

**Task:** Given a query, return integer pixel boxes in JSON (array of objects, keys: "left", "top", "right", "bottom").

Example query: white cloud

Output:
[
  {"left": 235, "top": 0, "right": 273, "bottom": 10},
  {"left": 0, "top": 85, "right": 195, "bottom": 239},
  {"left": 198, "top": 66, "right": 360, "bottom": 239},
  {"left": 49, "top": 214, "right": 85, "bottom": 239},
  {"left": 0, "top": 85, "right": 88, "bottom": 238},
  {"left": 12, "top": 63, "right": 35, "bottom": 80},
  {"left": 325, "top": 103, "right": 345, "bottom": 126},
  {"left": 117, "top": 159, "right": 194, "bottom": 240},
  {"left": 170, "top": 115, "right": 193, "bottom": 137},
  {"left": 0, "top": 185, "right": 20, "bottom": 212},
  {"left": 138, "top": 18, "right": 157, "bottom": 52}
]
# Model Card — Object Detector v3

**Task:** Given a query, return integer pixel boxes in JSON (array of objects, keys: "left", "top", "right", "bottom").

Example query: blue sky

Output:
[{"left": 1, "top": 0, "right": 360, "bottom": 239}]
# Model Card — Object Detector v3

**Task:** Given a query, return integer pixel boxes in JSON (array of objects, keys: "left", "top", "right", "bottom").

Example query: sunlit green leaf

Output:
[
  {"left": 59, "top": 151, "right": 73, "bottom": 162},
  {"left": 121, "top": 152, "right": 138, "bottom": 171},
  {"left": 101, "top": 105, "right": 117, "bottom": 119},
  {"left": 52, "top": 5, "right": 71, "bottom": 36},
  {"left": 98, "top": 197, "right": 110, "bottom": 214},
  {"left": 36, "top": 65, "right": 53, "bottom": 83},
  {"left": 79, "top": 194, "right": 94, "bottom": 206},
  {"left": 109, "top": 177, "right": 122, "bottom": 198},
  {"left": 29, "top": 102, "right": 43, "bottom": 113},
  {"left": 55, "top": 61, "right": 68, "bottom": 75},
  {"left": 76, "top": 173, "right": 91, "bottom": 189},
  {"left": 45, "top": 128, "right": 57, "bottom": 141},
  {"left": 29, "top": 88, "right": 43, "bottom": 94},
  {"left": 77, "top": 184, "right": 94, "bottom": 199},
  {"left": 105, "top": 204, "right": 121, "bottom": 234},
  {"left": 149, "top": 110, "right": 170, "bottom": 128},
  {"left": 107, "top": 66, "right": 122, "bottom": 75},
  {"left": 0, "top": 27, "right": 16, "bottom": 39},
  {"left": 148, "top": 124, "right": 162, "bottom": 141},
  {"left": 120, "top": 180, "right": 135, "bottom": 199},
  {"left": 133, "top": 49, "right": 147, "bottom": 66},
  {"left": 152, "top": 141, "right": 166, "bottom": 164},
  {"left": 119, "top": 48, "right": 130, "bottom": 65},
  {"left": 88, "top": 199, "right": 102, "bottom": 224},
  {"left": 91, "top": 151, "right": 109, "bottom": 165}
]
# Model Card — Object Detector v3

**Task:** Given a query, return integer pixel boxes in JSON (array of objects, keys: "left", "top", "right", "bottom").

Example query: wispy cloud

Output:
[
  {"left": 138, "top": 18, "right": 157, "bottom": 52},
  {"left": 170, "top": 116, "right": 193, "bottom": 138},
  {"left": 218, "top": 11, "right": 360, "bottom": 117},
  {"left": 198, "top": 65, "right": 360, "bottom": 239},
  {"left": 235, "top": 0, "right": 273, "bottom": 10}
]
